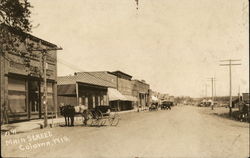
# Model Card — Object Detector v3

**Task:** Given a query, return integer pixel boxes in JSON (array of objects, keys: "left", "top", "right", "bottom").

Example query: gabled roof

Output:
[{"left": 58, "top": 71, "right": 116, "bottom": 88}]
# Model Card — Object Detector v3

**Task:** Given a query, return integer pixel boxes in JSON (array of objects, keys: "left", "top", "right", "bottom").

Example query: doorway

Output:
[{"left": 28, "top": 80, "right": 41, "bottom": 119}]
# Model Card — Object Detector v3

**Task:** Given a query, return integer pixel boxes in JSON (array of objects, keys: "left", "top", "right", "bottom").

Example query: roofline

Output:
[
  {"left": 27, "top": 33, "right": 58, "bottom": 48},
  {"left": 110, "top": 70, "right": 133, "bottom": 78},
  {"left": 1, "top": 23, "right": 58, "bottom": 48},
  {"left": 132, "top": 79, "right": 149, "bottom": 85},
  {"left": 76, "top": 81, "right": 108, "bottom": 89}
]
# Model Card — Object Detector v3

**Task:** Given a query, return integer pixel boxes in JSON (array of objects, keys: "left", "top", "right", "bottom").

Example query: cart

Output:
[{"left": 84, "top": 105, "right": 120, "bottom": 126}]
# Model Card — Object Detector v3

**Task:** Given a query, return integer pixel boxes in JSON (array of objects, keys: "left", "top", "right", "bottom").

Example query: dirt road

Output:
[{"left": 2, "top": 105, "right": 249, "bottom": 158}]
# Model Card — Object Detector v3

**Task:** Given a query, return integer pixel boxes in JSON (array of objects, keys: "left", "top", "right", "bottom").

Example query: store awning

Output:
[
  {"left": 124, "top": 95, "right": 137, "bottom": 102},
  {"left": 57, "top": 84, "right": 76, "bottom": 95},
  {"left": 108, "top": 88, "right": 127, "bottom": 101}
]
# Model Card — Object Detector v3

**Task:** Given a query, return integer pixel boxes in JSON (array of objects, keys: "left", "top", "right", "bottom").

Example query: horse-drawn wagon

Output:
[
  {"left": 85, "top": 105, "right": 120, "bottom": 126},
  {"left": 59, "top": 104, "right": 120, "bottom": 127}
]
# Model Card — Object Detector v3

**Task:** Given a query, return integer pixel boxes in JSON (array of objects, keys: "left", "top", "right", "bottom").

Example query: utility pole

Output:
[
  {"left": 207, "top": 77, "right": 216, "bottom": 110},
  {"left": 238, "top": 85, "right": 241, "bottom": 111},
  {"left": 42, "top": 50, "right": 48, "bottom": 127},
  {"left": 29, "top": 41, "right": 62, "bottom": 128},
  {"left": 214, "top": 79, "right": 216, "bottom": 102},
  {"left": 205, "top": 84, "right": 207, "bottom": 100},
  {"left": 220, "top": 59, "right": 241, "bottom": 116}
]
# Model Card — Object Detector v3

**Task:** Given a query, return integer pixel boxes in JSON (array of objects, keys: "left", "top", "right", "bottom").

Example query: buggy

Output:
[{"left": 84, "top": 105, "right": 120, "bottom": 126}]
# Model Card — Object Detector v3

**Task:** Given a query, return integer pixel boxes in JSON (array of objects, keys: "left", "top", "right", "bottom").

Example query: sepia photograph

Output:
[{"left": 0, "top": 0, "right": 249, "bottom": 158}]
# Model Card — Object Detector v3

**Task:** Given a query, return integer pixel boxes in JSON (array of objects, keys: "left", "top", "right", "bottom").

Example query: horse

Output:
[{"left": 59, "top": 104, "right": 88, "bottom": 126}]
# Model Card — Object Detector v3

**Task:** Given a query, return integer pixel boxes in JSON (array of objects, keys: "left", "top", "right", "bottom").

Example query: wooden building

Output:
[
  {"left": 61, "top": 71, "right": 138, "bottom": 112},
  {"left": 109, "top": 71, "right": 137, "bottom": 111},
  {"left": 57, "top": 74, "right": 110, "bottom": 114},
  {"left": 0, "top": 28, "right": 59, "bottom": 124},
  {"left": 131, "top": 79, "right": 150, "bottom": 110}
]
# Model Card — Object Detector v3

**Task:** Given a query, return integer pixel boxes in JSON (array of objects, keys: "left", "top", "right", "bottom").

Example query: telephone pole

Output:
[
  {"left": 220, "top": 59, "right": 241, "bottom": 116},
  {"left": 207, "top": 77, "right": 216, "bottom": 110},
  {"left": 205, "top": 84, "right": 207, "bottom": 99},
  {"left": 29, "top": 41, "right": 62, "bottom": 127},
  {"left": 42, "top": 50, "right": 48, "bottom": 127},
  {"left": 214, "top": 79, "right": 216, "bottom": 101},
  {"left": 238, "top": 85, "right": 241, "bottom": 111}
]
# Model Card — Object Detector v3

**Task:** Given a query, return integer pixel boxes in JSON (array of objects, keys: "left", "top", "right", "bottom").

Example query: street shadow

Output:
[{"left": 58, "top": 123, "right": 108, "bottom": 128}]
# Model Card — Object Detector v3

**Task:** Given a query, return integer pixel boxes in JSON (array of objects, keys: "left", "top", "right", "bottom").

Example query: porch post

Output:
[{"left": 76, "top": 82, "right": 79, "bottom": 106}]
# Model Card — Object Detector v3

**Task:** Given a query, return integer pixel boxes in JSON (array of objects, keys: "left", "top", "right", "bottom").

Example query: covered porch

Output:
[
  {"left": 108, "top": 88, "right": 137, "bottom": 111},
  {"left": 57, "top": 82, "right": 108, "bottom": 115}
]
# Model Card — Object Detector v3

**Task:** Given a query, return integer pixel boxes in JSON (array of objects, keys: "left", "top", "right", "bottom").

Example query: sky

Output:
[{"left": 29, "top": 0, "right": 249, "bottom": 98}]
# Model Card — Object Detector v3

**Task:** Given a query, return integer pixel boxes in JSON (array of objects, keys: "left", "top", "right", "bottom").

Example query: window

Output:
[{"left": 8, "top": 78, "right": 27, "bottom": 113}]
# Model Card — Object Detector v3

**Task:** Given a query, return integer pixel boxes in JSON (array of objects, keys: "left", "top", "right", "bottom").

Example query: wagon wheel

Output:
[
  {"left": 85, "top": 111, "right": 94, "bottom": 126},
  {"left": 99, "top": 119, "right": 107, "bottom": 126},
  {"left": 95, "top": 109, "right": 103, "bottom": 120},
  {"left": 94, "top": 110, "right": 104, "bottom": 126},
  {"left": 109, "top": 113, "right": 120, "bottom": 126}
]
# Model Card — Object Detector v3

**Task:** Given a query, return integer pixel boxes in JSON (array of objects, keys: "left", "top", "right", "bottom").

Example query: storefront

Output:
[
  {"left": 132, "top": 80, "right": 150, "bottom": 110},
  {"left": 0, "top": 32, "right": 59, "bottom": 124},
  {"left": 6, "top": 75, "right": 57, "bottom": 121},
  {"left": 108, "top": 88, "right": 137, "bottom": 111},
  {"left": 57, "top": 82, "right": 109, "bottom": 114}
]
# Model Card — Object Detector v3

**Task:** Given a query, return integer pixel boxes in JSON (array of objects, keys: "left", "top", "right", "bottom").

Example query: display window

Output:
[{"left": 8, "top": 78, "right": 27, "bottom": 113}]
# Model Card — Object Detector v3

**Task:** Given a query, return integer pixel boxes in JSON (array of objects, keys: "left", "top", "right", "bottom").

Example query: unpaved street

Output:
[{"left": 2, "top": 106, "right": 249, "bottom": 158}]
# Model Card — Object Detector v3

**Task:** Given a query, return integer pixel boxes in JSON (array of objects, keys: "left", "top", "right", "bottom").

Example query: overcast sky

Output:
[{"left": 30, "top": 0, "right": 249, "bottom": 98}]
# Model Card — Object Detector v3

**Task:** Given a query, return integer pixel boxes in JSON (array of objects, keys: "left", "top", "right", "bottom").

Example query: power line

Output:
[
  {"left": 219, "top": 59, "right": 241, "bottom": 116},
  {"left": 57, "top": 57, "right": 115, "bottom": 86}
]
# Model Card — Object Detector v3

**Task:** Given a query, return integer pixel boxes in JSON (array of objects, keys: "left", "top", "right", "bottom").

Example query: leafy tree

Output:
[
  {"left": 0, "top": 0, "right": 32, "bottom": 32},
  {"left": 0, "top": 0, "right": 34, "bottom": 69}
]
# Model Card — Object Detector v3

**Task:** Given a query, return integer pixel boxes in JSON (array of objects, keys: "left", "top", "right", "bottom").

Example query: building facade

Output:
[
  {"left": 57, "top": 74, "right": 111, "bottom": 113},
  {"left": 109, "top": 71, "right": 137, "bottom": 110},
  {"left": 57, "top": 80, "right": 109, "bottom": 114},
  {"left": 1, "top": 29, "right": 59, "bottom": 124},
  {"left": 75, "top": 71, "right": 137, "bottom": 111},
  {"left": 57, "top": 71, "right": 150, "bottom": 112},
  {"left": 131, "top": 80, "right": 150, "bottom": 110}
]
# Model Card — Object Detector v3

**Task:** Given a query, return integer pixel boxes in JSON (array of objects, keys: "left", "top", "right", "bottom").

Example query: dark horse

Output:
[{"left": 59, "top": 104, "right": 75, "bottom": 126}]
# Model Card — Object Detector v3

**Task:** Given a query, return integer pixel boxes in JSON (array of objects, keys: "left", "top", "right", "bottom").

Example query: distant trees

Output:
[
  {"left": 214, "top": 96, "right": 238, "bottom": 102},
  {"left": 175, "top": 96, "right": 193, "bottom": 104}
]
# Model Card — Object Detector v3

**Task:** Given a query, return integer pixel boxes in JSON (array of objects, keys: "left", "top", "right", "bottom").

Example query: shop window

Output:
[
  {"left": 79, "top": 97, "right": 82, "bottom": 105},
  {"left": 85, "top": 97, "right": 88, "bottom": 107},
  {"left": 103, "top": 95, "right": 108, "bottom": 105},
  {"left": 8, "top": 78, "right": 27, "bottom": 113},
  {"left": 98, "top": 96, "right": 101, "bottom": 106},
  {"left": 100, "top": 96, "right": 104, "bottom": 105},
  {"left": 47, "top": 94, "right": 54, "bottom": 111}
]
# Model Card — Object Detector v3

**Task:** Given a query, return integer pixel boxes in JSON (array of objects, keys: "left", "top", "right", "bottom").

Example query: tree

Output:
[
  {"left": 0, "top": 0, "right": 34, "bottom": 70},
  {"left": 1, "top": 0, "right": 33, "bottom": 124},
  {"left": 0, "top": 0, "right": 32, "bottom": 32}
]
